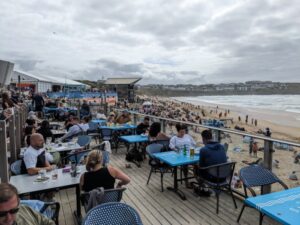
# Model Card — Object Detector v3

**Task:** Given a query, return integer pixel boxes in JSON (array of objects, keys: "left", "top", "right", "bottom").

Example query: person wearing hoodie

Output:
[
  {"left": 195, "top": 129, "right": 227, "bottom": 196},
  {"left": 199, "top": 129, "right": 227, "bottom": 169}
]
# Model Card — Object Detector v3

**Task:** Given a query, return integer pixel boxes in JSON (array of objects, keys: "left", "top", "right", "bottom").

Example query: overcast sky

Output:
[{"left": 0, "top": 0, "right": 300, "bottom": 85}]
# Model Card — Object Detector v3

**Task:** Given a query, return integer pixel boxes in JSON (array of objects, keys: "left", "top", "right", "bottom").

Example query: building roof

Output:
[
  {"left": 105, "top": 77, "right": 141, "bottom": 85},
  {"left": 12, "top": 70, "right": 89, "bottom": 87}
]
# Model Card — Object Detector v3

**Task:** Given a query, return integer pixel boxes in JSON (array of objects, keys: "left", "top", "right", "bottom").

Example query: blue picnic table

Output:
[
  {"left": 153, "top": 151, "right": 199, "bottom": 200},
  {"left": 120, "top": 135, "right": 149, "bottom": 167},
  {"left": 101, "top": 124, "right": 137, "bottom": 131},
  {"left": 245, "top": 186, "right": 300, "bottom": 225}
]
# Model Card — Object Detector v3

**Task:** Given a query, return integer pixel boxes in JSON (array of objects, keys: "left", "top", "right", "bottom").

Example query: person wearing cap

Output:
[
  {"left": 115, "top": 110, "right": 131, "bottom": 124},
  {"left": 0, "top": 183, "right": 55, "bottom": 225},
  {"left": 107, "top": 112, "right": 116, "bottom": 123}
]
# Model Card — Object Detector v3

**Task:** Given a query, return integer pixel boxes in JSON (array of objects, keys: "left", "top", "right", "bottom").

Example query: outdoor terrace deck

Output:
[{"left": 55, "top": 146, "right": 279, "bottom": 225}]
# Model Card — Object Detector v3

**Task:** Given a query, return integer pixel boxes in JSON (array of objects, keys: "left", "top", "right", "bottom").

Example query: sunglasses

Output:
[{"left": 0, "top": 207, "right": 19, "bottom": 217}]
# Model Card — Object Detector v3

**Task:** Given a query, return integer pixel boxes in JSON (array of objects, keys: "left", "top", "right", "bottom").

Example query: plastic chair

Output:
[
  {"left": 237, "top": 165, "right": 288, "bottom": 225},
  {"left": 11, "top": 160, "right": 22, "bottom": 175},
  {"left": 81, "top": 188, "right": 126, "bottom": 213},
  {"left": 146, "top": 143, "right": 172, "bottom": 192},
  {"left": 192, "top": 161, "right": 237, "bottom": 214},
  {"left": 21, "top": 200, "right": 60, "bottom": 225},
  {"left": 83, "top": 202, "right": 143, "bottom": 225},
  {"left": 77, "top": 135, "right": 92, "bottom": 149}
]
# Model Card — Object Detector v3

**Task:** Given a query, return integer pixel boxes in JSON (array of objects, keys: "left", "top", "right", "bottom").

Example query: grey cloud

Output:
[{"left": 14, "top": 60, "right": 43, "bottom": 71}]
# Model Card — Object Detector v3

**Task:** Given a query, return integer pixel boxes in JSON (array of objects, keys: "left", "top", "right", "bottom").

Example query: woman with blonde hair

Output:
[{"left": 80, "top": 150, "right": 130, "bottom": 192}]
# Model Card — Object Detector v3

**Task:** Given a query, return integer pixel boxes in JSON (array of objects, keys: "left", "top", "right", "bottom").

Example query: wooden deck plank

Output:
[{"left": 55, "top": 145, "right": 280, "bottom": 225}]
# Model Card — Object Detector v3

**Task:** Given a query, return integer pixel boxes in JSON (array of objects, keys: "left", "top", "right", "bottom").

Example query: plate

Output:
[{"left": 34, "top": 176, "right": 50, "bottom": 182}]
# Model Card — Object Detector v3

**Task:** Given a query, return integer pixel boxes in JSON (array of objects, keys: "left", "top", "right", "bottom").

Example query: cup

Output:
[
  {"left": 39, "top": 169, "right": 46, "bottom": 179},
  {"left": 52, "top": 169, "right": 58, "bottom": 180}
]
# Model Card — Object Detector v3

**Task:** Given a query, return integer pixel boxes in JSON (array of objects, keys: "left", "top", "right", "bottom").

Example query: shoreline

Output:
[{"left": 170, "top": 97, "right": 300, "bottom": 143}]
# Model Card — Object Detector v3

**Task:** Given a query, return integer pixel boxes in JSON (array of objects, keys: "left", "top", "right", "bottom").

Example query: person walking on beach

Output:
[
  {"left": 249, "top": 137, "right": 253, "bottom": 156},
  {"left": 238, "top": 116, "right": 241, "bottom": 122},
  {"left": 245, "top": 115, "right": 248, "bottom": 124},
  {"left": 254, "top": 119, "right": 257, "bottom": 126}
]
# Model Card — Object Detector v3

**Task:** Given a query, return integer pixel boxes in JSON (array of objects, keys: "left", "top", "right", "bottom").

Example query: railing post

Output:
[
  {"left": 9, "top": 114, "right": 17, "bottom": 162},
  {"left": 0, "top": 121, "right": 9, "bottom": 183},
  {"left": 161, "top": 119, "right": 166, "bottom": 133},
  {"left": 263, "top": 140, "right": 273, "bottom": 194},
  {"left": 133, "top": 114, "right": 137, "bottom": 125},
  {"left": 77, "top": 102, "right": 81, "bottom": 118},
  {"left": 104, "top": 103, "right": 108, "bottom": 116},
  {"left": 15, "top": 110, "right": 21, "bottom": 149}
]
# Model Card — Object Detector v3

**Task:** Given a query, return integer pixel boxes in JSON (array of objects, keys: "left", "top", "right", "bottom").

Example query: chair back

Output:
[
  {"left": 100, "top": 128, "right": 113, "bottom": 140},
  {"left": 11, "top": 160, "right": 22, "bottom": 175},
  {"left": 20, "top": 200, "right": 60, "bottom": 225},
  {"left": 152, "top": 139, "right": 170, "bottom": 151},
  {"left": 88, "top": 122, "right": 99, "bottom": 132},
  {"left": 240, "top": 165, "right": 282, "bottom": 188},
  {"left": 83, "top": 202, "right": 143, "bottom": 225},
  {"left": 77, "top": 135, "right": 92, "bottom": 147},
  {"left": 63, "top": 149, "right": 91, "bottom": 165},
  {"left": 206, "top": 162, "right": 235, "bottom": 180},
  {"left": 146, "top": 143, "right": 163, "bottom": 156}
]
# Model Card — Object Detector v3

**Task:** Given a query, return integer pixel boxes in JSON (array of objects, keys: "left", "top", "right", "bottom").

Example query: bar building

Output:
[{"left": 104, "top": 77, "right": 141, "bottom": 103}]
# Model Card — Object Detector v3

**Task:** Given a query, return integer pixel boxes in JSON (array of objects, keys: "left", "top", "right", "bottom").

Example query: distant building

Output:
[
  {"left": 104, "top": 77, "right": 141, "bottom": 103},
  {"left": 11, "top": 71, "right": 89, "bottom": 93}
]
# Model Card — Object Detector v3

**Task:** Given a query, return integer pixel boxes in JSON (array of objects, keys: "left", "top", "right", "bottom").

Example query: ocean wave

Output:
[{"left": 176, "top": 95, "right": 300, "bottom": 114}]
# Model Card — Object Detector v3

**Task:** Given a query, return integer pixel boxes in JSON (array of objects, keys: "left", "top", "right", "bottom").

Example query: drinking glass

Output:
[{"left": 52, "top": 167, "right": 58, "bottom": 180}]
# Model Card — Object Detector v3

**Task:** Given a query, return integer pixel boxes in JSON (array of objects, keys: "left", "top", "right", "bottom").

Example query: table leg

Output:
[
  {"left": 73, "top": 185, "right": 82, "bottom": 225},
  {"left": 167, "top": 166, "right": 186, "bottom": 200}
]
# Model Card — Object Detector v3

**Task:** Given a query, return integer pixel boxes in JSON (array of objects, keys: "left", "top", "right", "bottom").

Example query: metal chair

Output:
[
  {"left": 237, "top": 165, "right": 288, "bottom": 225},
  {"left": 150, "top": 139, "right": 170, "bottom": 151},
  {"left": 83, "top": 202, "right": 143, "bottom": 225},
  {"left": 192, "top": 161, "right": 237, "bottom": 214},
  {"left": 20, "top": 200, "right": 60, "bottom": 225},
  {"left": 62, "top": 149, "right": 91, "bottom": 165},
  {"left": 11, "top": 160, "right": 22, "bottom": 175},
  {"left": 80, "top": 187, "right": 126, "bottom": 213},
  {"left": 146, "top": 143, "right": 172, "bottom": 192},
  {"left": 100, "top": 128, "right": 113, "bottom": 141},
  {"left": 77, "top": 135, "right": 92, "bottom": 149},
  {"left": 87, "top": 123, "right": 101, "bottom": 144}
]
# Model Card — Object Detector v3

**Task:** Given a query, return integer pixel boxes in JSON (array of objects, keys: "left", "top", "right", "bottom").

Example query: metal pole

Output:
[
  {"left": 161, "top": 119, "right": 166, "bottom": 133},
  {"left": 15, "top": 110, "right": 21, "bottom": 149},
  {"left": 9, "top": 114, "right": 17, "bottom": 162},
  {"left": 262, "top": 140, "right": 273, "bottom": 194},
  {"left": 0, "top": 121, "right": 9, "bottom": 182}
]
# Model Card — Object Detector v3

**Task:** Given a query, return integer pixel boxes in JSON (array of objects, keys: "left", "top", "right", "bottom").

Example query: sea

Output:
[{"left": 173, "top": 95, "right": 300, "bottom": 126}]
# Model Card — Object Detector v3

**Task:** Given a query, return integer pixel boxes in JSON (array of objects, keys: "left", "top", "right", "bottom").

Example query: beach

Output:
[{"left": 136, "top": 95, "right": 300, "bottom": 191}]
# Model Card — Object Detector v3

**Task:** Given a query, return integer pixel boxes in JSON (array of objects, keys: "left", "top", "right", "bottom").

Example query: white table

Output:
[
  {"left": 10, "top": 165, "right": 86, "bottom": 223},
  {"left": 20, "top": 143, "right": 83, "bottom": 157}
]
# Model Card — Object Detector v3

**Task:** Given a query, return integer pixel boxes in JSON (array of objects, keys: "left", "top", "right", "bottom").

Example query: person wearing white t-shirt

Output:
[
  {"left": 21, "top": 133, "right": 54, "bottom": 175},
  {"left": 169, "top": 124, "right": 196, "bottom": 151},
  {"left": 169, "top": 124, "right": 196, "bottom": 188}
]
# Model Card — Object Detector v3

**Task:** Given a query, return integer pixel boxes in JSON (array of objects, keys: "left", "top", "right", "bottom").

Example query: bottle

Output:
[
  {"left": 190, "top": 147, "right": 195, "bottom": 159},
  {"left": 183, "top": 145, "right": 187, "bottom": 156}
]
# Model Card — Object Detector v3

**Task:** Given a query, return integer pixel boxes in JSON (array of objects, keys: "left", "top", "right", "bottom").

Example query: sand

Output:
[{"left": 135, "top": 95, "right": 300, "bottom": 191}]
